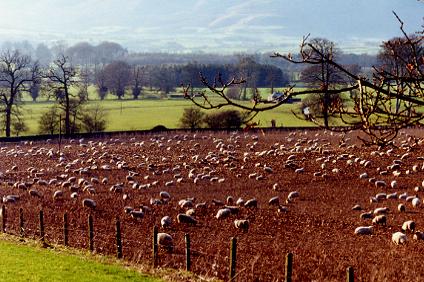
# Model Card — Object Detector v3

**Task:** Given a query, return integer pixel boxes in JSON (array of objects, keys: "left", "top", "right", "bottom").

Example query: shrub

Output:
[
  {"left": 38, "top": 106, "right": 60, "bottom": 135},
  {"left": 180, "top": 107, "right": 205, "bottom": 129},
  {"left": 204, "top": 110, "right": 244, "bottom": 129},
  {"left": 80, "top": 104, "right": 108, "bottom": 133}
]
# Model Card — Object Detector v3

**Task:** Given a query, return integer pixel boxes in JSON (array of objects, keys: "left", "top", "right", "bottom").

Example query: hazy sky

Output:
[{"left": 0, "top": 0, "right": 422, "bottom": 54}]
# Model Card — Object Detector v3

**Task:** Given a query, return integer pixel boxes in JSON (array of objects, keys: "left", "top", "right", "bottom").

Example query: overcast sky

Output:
[{"left": 0, "top": 0, "right": 422, "bottom": 54}]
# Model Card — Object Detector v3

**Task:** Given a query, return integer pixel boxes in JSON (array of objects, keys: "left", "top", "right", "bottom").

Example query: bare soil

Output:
[{"left": 2, "top": 129, "right": 424, "bottom": 281}]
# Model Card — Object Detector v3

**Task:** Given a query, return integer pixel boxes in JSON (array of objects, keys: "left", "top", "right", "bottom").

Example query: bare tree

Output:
[
  {"left": 104, "top": 60, "right": 131, "bottom": 99},
  {"left": 0, "top": 50, "right": 39, "bottom": 137},
  {"left": 45, "top": 55, "right": 84, "bottom": 135},
  {"left": 184, "top": 11, "right": 423, "bottom": 146},
  {"left": 131, "top": 65, "right": 143, "bottom": 99}
]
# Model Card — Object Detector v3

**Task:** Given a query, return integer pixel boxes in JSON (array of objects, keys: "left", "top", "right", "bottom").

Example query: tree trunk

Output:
[
  {"left": 5, "top": 106, "right": 11, "bottom": 137},
  {"left": 65, "top": 91, "right": 71, "bottom": 135}
]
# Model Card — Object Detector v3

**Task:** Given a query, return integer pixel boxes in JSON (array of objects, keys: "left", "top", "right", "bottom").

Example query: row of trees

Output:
[
  {"left": 92, "top": 58, "right": 288, "bottom": 100},
  {"left": 0, "top": 51, "right": 104, "bottom": 137}
]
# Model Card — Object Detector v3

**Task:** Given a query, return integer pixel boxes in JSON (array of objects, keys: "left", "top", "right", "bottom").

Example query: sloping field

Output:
[{"left": 1, "top": 129, "right": 424, "bottom": 281}]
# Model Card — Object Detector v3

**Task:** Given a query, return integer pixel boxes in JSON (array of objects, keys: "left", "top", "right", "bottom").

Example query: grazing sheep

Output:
[
  {"left": 53, "top": 190, "right": 64, "bottom": 200},
  {"left": 82, "top": 198, "right": 96, "bottom": 209},
  {"left": 157, "top": 233, "right": 173, "bottom": 251},
  {"left": 216, "top": 208, "right": 231, "bottom": 219},
  {"left": 287, "top": 191, "right": 300, "bottom": 201},
  {"left": 179, "top": 199, "right": 194, "bottom": 208},
  {"left": 29, "top": 189, "right": 42, "bottom": 198},
  {"left": 269, "top": 196, "right": 279, "bottom": 206},
  {"left": 372, "top": 215, "right": 387, "bottom": 225},
  {"left": 386, "top": 192, "right": 397, "bottom": 200},
  {"left": 160, "top": 191, "right": 171, "bottom": 201},
  {"left": 392, "top": 232, "right": 407, "bottom": 245},
  {"left": 413, "top": 231, "right": 424, "bottom": 240},
  {"left": 177, "top": 213, "right": 197, "bottom": 225},
  {"left": 226, "top": 196, "right": 234, "bottom": 205},
  {"left": 360, "top": 212, "right": 373, "bottom": 220},
  {"left": 186, "top": 209, "right": 196, "bottom": 216},
  {"left": 352, "top": 204, "right": 362, "bottom": 211},
  {"left": 278, "top": 205, "right": 288, "bottom": 213},
  {"left": 375, "top": 180, "right": 387, "bottom": 188},
  {"left": 161, "top": 216, "right": 172, "bottom": 228},
  {"left": 130, "top": 210, "right": 144, "bottom": 219},
  {"left": 373, "top": 207, "right": 389, "bottom": 215},
  {"left": 402, "top": 220, "right": 416, "bottom": 232},
  {"left": 354, "top": 226, "right": 373, "bottom": 235},
  {"left": 236, "top": 198, "right": 245, "bottom": 206},
  {"left": 244, "top": 198, "right": 258, "bottom": 208},
  {"left": 70, "top": 192, "right": 78, "bottom": 199},
  {"left": 412, "top": 197, "right": 422, "bottom": 208},
  {"left": 234, "top": 219, "right": 249, "bottom": 231},
  {"left": 390, "top": 180, "right": 398, "bottom": 189},
  {"left": 398, "top": 204, "right": 406, "bottom": 212},
  {"left": 124, "top": 206, "right": 134, "bottom": 214},
  {"left": 2, "top": 195, "right": 19, "bottom": 204},
  {"left": 212, "top": 199, "right": 225, "bottom": 206}
]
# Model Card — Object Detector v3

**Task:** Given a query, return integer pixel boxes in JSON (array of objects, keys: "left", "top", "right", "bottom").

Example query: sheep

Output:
[
  {"left": 375, "top": 180, "right": 387, "bottom": 188},
  {"left": 373, "top": 207, "right": 389, "bottom": 215},
  {"left": 82, "top": 198, "right": 96, "bottom": 209},
  {"left": 226, "top": 196, "right": 234, "bottom": 205},
  {"left": 268, "top": 196, "right": 279, "bottom": 206},
  {"left": 2, "top": 195, "right": 19, "bottom": 204},
  {"left": 277, "top": 205, "right": 288, "bottom": 213},
  {"left": 177, "top": 213, "right": 197, "bottom": 225},
  {"left": 70, "top": 192, "right": 78, "bottom": 199},
  {"left": 53, "top": 190, "right": 64, "bottom": 200},
  {"left": 161, "top": 216, "right": 172, "bottom": 228},
  {"left": 216, "top": 208, "right": 231, "bottom": 219},
  {"left": 360, "top": 212, "right": 373, "bottom": 220},
  {"left": 352, "top": 204, "right": 362, "bottom": 211},
  {"left": 186, "top": 209, "right": 196, "bottom": 216},
  {"left": 130, "top": 210, "right": 144, "bottom": 219},
  {"left": 245, "top": 198, "right": 258, "bottom": 208},
  {"left": 398, "top": 204, "right": 406, "bottom": 212},
  {"left": 236, "top": 198, "right": 245, "bottom": 206},
  {"left": 29, "top": 189, "right": 42, "bottom": 198},
  {"left": 402, "top": 220, "right": 416, "bottom": 232},
  {"left": 372, "top": 215, "right": 387, "bottom": 226},
  {"left": 413, "top": 231, "right": 424, "bottom": 240},
  {"left": 354, "top": 226, "right": 373, "bottom": 235},
  {"left": 159, "top": 191, "right": 171, "bottom": 201},
  {"left": 390, "top": 180, "right": 398, "bottom": 189},
  {"left": 234, "top": 219, "right": 249, "bottom": 232},
  {"left": 179, "top": 199, "right": 194, "bottom": 208},
  {"left": 392, "top": 232, "right": 407, "bottom": 245},
  {"left": 288, "top": 191, "right": 300, "bottom": 201},
  {"left": 124, "top": 206, "right": 134, "bottom": 214},
  {"left": 412, "top": 197, "right": 422, "bottom": 208},
  {"left": 157, "top": 233, "right": 173, "bottom": 251}
]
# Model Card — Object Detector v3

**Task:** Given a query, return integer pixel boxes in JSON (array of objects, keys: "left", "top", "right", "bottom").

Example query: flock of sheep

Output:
[{"left": 1, "top": 129, "right": 424, "bottom": 280}]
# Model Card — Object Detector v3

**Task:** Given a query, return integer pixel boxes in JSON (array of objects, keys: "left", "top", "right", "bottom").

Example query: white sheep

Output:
[
  {"left": 373, "top": 207, "right": 389, "bottom": 215},
  {"left": 130, "top": 210, "right": 144, "bottom": 219},
  {"left": 354, "top": 226, "right": 373, "bottom": 235},
  {"left": 216, "top": 208, "right": 231, "bottom": 219},
  {"left": 372, "top": 215, "right": 387, "bottom": 225},
  {"left": 161, "top": 216, "right": 172, "bottom": 228},
  {"left": 82, "top": 198, "right": 96, "bottom": 209},
  {"left": 402, "top": 220, "right": 416, "bottom": 232},
  {"left": 157, "top": 233, "right": 173, "bottom": 251},
  {"left": 392, "top": 232, "right": 407, "bottom": 245},
  {"left": 390, "top": 180, "right": 398, "bottom": 189},
  {"left": 234, "top": 219, "right": 249, "bottom": 231},
  {"left": 413, "top": 231, "right": 424, "bottom": 240},
  {"left": 398, "top": 204, "right": 406, "bottom": 212},
  {"left": 177, "top": 213, "right": 197, "bottom": 225},
  {"left": 269, "top": 196, "right": 279, "bottom": 206},
  {"left": 412, "top": 197, "right": 422, "bottom": 208}
]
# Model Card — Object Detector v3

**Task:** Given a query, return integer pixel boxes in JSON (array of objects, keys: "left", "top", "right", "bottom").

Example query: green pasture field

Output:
[
  {"left": 0, "top": 238, "right": 161, "bottom": 282},
  {"left": 15, "top": 86, "right": 314, "bottom": 136}
]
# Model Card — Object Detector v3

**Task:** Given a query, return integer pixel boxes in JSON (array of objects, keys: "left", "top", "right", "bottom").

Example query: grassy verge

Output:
[{"left": 0, "top": 235, "right": 161, "bottom": 282}]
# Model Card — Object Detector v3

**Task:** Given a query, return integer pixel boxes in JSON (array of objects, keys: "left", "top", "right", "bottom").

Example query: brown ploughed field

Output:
[{"left": 2, "top": 129, "right": 424, "bottom": 281}]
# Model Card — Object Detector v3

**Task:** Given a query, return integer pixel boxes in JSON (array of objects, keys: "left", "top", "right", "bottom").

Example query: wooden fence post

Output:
[
  {"left": 39, "top": 210, "right": 44, "bottom": 242},
  {"left": 1, "top": 205, "right": 6, "bottom": 233},
  {"left": 185, "top": 233, "right": 191, "bottom": 271},
  {"left": 116, "top": 217, "right": 122, "bottom": 259},
  {"left": 19, "top": 208, "right": 24, "bottom": 237},
  {"left": 152, "top": 225, "right": 158, "bottom": 267},
  {"left": 229, "top": 237, "right": 237, "bottom": 281},
  {"left": 285, "top": 253, "right": 293, "bottom": 282},
  {"left": 88, "top": 215, "right": 94, "bottom": 252},
  {"left": 346, "top": 266, "right": 354, "bottom": 282},
  {"left": 63, "top": 213, "right": 69, "bottom": 246}
]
